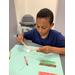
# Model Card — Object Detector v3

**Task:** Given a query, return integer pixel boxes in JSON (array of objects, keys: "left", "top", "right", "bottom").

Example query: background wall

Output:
[
  {"left": 9, "top": 0, "right": 65, "bottom": 36},
  {"left": 14, "top": 0, "right": 59, "bottom": 29},
  {"left": 9, "top": 0, "right": 17, "bottom": 36},
  {"left": 25, "top": 0, "right": 58, "bottom": 23},
  {"left": 14, "top": 0, "right": 26, "bottom": 28},
  {"left": 54, "top": 0, "right": 65, "bottom": 36}
]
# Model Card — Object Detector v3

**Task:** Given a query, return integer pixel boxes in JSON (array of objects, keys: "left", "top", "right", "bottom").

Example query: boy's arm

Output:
[
  {"left": 50, "top": 46, "right": 65, "bottom": 54},
  {"left": 23, "top": 29, "right": 35, "bottom": 40},
  {"left": 36, "top": 46, "right": 65, "bottom": 55}
]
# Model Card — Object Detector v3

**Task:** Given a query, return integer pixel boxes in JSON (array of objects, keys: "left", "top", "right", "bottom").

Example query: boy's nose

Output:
[{"left": 39, "top": 28, "right": 42, "bottom": 32}]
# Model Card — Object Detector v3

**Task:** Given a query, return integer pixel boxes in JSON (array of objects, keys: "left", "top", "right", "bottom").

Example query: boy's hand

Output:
[
  {"left": 36, "top": 46, "right": 52, "bottom": 54},
  {"left": 17, "top": 33, "right": 24, "bottom": 43}
]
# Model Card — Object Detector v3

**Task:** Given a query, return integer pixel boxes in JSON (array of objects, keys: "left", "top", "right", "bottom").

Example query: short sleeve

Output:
[
  {"left": 56, "top": 33, "right": 65, "bottom": 47},
  {"left": 24, "top": 29, "right": 34, "bottom": 40}
]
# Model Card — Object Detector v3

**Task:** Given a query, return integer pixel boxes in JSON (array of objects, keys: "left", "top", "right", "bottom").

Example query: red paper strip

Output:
[{"left": 38, "top": 71, "right": 58, "bottom": 75}]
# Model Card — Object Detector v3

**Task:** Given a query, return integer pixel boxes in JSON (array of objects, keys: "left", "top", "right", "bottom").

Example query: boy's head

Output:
[
  {"left": 36, "top": 8, "right": 54, "bottom": 25},
  {"left": 36, "top": 8, "right": 54, "bottom": 38}
]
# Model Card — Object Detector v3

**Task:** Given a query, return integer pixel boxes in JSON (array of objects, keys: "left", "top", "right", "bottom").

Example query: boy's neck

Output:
[{"left": 41, "top": 31, "right": 50, "bottom": 39}]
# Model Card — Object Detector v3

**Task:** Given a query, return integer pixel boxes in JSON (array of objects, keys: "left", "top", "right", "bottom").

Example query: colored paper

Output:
[
  {"left": 40, "top": 60, "right": 56, "bottom": 65},
  {"left": 9, "top": 45, "right": 64, "bottom": 75},
  {"left": 39, "top": 60, "right": 56, "bottom": 68},
  {"left": 38, "top": 71, "right": 57, "bottom": 75}
]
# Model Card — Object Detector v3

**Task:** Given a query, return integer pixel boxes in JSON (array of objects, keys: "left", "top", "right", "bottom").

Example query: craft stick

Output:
[
  {"left": 22, "top": 42, "right": 28, "bottom": 48},
  {"left": 30, "top": 48, "right": 39, "bottom": 51},
  {"left": 24, "top": 56, "right": 28, "bottom": 66}
]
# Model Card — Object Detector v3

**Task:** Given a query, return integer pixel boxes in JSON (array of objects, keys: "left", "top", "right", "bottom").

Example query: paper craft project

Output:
[
  {"left": 39, "top": 60, "right": 56, "bottom": 68},
  {"left": 38, "top": 71, "right": 57, "bottom": 75},
  {"left": 9, "top": 45, "right": 64, "bottom": 75}
]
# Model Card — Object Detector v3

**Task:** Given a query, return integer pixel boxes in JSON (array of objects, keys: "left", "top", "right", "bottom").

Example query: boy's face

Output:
[{"left": 36, "top": 18, "right": 54, "bottom": 38}]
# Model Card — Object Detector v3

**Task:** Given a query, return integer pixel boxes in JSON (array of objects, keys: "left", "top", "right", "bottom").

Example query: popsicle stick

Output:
[
  {"left": 22, "top": 42, "right": 28, "bottom": 48},
  {"left": 30, "top": 48, "right": 39, "bottom": 51}
]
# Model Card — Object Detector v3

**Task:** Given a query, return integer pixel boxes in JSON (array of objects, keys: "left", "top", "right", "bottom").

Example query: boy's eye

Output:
[
  {"left": 37, "top": 25, "right": 46, "bottom": 29},
  {"left": 42, "top": 27, "right": 46, "bottom": 29},
  {"left": 37, "top": 26, "right": 39, "bottom": 28},
  {"left": 37, "top": 26, "right": 40, "bottom": 28}
]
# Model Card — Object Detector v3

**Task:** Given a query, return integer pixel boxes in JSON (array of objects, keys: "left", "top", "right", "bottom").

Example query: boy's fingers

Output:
[
  {"left": 36, "top": 48, "right": 42, "bottom": 52},
  {"left": 36, "top": 47, "right": 46, "bottom": 53},
  {"left": 36, "top": 49, "right": 39, "bottom": 52},
  {"left": 17, "top": 37, "right": 20, "bottom": 42},
  {"left": 17, "top": 35, "right": 23, "bottom": 43},
  {"left": 20, "top": 40, "right": 23, "bottom": 43}
]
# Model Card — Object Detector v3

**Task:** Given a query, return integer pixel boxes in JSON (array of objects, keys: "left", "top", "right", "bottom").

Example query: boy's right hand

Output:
[{"left": 17, "top": 33, "right": 24, "bottom": 43}]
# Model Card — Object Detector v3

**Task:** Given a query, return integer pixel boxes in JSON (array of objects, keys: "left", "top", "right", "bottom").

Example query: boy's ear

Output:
[{"left": 50, "top": 23, "right": 54, "bottom": 28}]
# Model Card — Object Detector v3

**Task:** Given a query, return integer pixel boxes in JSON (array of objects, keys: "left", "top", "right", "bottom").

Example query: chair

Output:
[{"left": 18, "top": 14, "right": 36, "bottom": 34}]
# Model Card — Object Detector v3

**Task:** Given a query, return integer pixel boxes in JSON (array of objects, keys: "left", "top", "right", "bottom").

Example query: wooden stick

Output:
[
  {"left": 30, "top": 48, "right": 39, "bottom": 51},
  {"left": 22, "top": 42, "right": 28, "bottom": 48}
]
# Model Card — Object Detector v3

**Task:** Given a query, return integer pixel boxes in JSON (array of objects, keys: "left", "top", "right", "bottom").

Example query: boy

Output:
[{"left": 17, "top": 8, "right": 65, "bottom": 54}]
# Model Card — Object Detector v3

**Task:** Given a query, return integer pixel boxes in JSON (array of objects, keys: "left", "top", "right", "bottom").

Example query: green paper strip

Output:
[{"left": 40, "top": 60, "right": 56, "bottom": 65}]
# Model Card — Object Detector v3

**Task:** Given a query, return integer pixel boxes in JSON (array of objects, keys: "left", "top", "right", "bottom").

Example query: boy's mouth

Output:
[{"left": 39, "top": 33, "right": 42, "bottom": 35}]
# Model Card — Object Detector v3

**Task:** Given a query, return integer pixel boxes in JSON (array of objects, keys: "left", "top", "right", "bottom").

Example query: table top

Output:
[{"left": 9, "top": 36, "right": 65, "bottom": 75}]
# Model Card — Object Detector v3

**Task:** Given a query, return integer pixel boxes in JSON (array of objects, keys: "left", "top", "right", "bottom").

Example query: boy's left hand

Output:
[{"left": 36, "top": 46, "right": 52, "bottom": 54}]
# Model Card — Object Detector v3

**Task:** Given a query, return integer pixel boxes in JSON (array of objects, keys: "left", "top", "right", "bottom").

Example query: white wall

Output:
[
  {"left": 14, "top": 0, "right": 59, "bottom": 29},
  {"left": 14, "top": 0, "right": 26, "bottom": 27}
]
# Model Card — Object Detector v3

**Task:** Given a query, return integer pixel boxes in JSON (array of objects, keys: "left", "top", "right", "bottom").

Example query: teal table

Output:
[{"left": 9, "top": 36, "right": 65, "bottom": 75}]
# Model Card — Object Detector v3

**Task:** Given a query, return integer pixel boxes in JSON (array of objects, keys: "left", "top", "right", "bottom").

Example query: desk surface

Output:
[{"left": 9, "top": 36, "right": 65, "bottom": 75}]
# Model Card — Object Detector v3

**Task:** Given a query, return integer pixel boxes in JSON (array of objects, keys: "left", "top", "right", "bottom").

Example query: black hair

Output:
[{"left": 36, "top": 8, "right": 54, "bottom": 24}]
